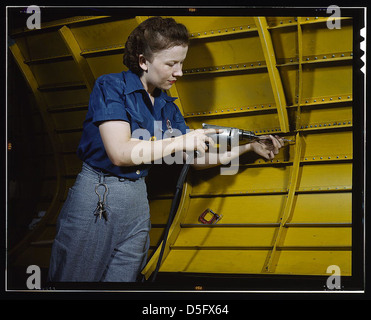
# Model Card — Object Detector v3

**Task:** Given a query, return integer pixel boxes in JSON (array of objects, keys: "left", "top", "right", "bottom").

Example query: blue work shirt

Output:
[{"left": 77, "top": 70, "right": 189, "bottom": 179}]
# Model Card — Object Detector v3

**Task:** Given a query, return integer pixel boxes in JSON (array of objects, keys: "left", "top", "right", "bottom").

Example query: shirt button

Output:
[{"left": 136, "top": 170, "right": 140, "bottom": 175}]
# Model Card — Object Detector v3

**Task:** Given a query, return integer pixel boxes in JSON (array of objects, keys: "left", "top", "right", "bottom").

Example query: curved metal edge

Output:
[
  {"left": 7, "top": 41, "right": 67, "bottom": 263},
  {"left": 141, "top": 180, "right": 192, "bottom": 280}
]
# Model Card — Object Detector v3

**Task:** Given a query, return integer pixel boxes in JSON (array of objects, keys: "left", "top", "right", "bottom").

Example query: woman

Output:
[{"left": 47, "top": 17, "right": 283, "bottom": 282}]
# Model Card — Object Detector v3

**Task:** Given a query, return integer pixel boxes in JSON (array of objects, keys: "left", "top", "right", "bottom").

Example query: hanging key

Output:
[{"left": 94, "top": 200, "right": 107, "bottom": 220}]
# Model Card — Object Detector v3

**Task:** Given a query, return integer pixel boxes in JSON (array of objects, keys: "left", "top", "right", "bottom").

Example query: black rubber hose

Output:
[{"left": 150, "top": 161, "right": 191, "bottom": 282}]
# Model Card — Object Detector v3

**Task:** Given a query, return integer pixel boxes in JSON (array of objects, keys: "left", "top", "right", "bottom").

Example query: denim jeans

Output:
[{"left": 47, "top": 162, "right": 151, "bottom": 282}]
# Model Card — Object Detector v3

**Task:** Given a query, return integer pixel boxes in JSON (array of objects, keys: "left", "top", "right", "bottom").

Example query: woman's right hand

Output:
[{"left": 175, "top": 129, "right": 218, "bottom": 156}]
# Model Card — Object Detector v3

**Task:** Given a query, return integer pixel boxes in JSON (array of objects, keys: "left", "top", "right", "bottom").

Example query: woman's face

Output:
[{"left": 139, "top": 45, "right": 188, "bottom": 94}]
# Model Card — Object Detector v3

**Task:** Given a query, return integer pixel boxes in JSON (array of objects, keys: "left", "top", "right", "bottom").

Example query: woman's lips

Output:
[{"left": 169, "top": 80, "right": 176, "bottom": 84}]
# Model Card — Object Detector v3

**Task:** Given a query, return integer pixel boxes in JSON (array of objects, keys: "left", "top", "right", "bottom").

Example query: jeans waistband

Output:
[{"left": 81, "top": 162, "right": 141, "bottom": 183}]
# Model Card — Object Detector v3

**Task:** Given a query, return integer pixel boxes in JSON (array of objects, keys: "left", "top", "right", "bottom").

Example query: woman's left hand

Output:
[{"left": 250, "top": 135, "right": 284, "bottom": 160}]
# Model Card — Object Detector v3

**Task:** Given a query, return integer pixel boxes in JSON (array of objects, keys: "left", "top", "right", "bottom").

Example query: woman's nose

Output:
[{"left": 173, "top": 64, "right": 183, "bottom": 77}]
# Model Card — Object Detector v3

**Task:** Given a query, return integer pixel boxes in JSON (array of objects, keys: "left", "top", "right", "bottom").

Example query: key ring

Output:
[
  {"left": 94, "top": 183, "right": 109, "bottom": 221},
  {"left": 95, "top": 183, "right": 108, "bottom": 204}
]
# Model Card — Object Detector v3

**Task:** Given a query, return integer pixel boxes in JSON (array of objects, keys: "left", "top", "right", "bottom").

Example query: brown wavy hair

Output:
[{"left": 123, "top": 17, "right": 189, "bottom": 76}]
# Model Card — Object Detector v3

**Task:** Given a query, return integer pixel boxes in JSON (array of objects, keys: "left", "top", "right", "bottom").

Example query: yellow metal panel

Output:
[
  {"left": 84, "top": 53, "right": 128, "bottom": 78},
  {"left": 277, "top": 66, "right": 298, "bottom": 106},
  {"left": 69, "top": 18, "right": 139, "bottom": 52},
  {"left": 167, "top": 82, "right": 186, "bottom": 116},
  {"left": 69, "top": 18, "right": 144, "bottom": 79},
  {"left": 177, "top": 72, "right": 275, "bottom": 116},
  {"left": 161, "top": 247, "right": 351, "bottom": 275},
  {"left": 183, "top": 195, "right": 286, "bottom": 224},
  {"left": 171, "top": 16, "right": 257, "bottom": 37},
  {"left": 160, "top": 249, "right": 270, "bottom": 274},
  {"left": 173, "top": 227, "right": 276, "bottom": 248},
  {"left": 148, "top": 199, "right": 173, "bottom": 224},
  {"left": 302, "top": 64, "right": 352, "bottom": 99},
  {"left": 301, "top": 19, "right": 353, "bottom": 57},
  {"left": 149, "top": 227, "right": 166, "bottom": 248},
  {"left": 298, "top": 163, "right": 352, "bottom": 190},
  {"left": 289, "top": 193, "right": 352, "bottom": 223},
  {"left": 270, "top": 28, "right": 298, "bottom": 64},
  {"left": 299, "top": 105, "right": 352, "bottom": 130},
  {"left": 29, "top": 60, "right": 83, "bottom": 87},
  {"left": 51, "top": 109, "right": 87, "bottom": 131},
  {"left": 15, "top": 32, "right": 70, "bottom": 61},
  {"left": 301, "top": 131, "right": 352, "bottom": 160},
  {"left": 184, "top": 34, "right": 264, "bottom": 70},
  {"left": 191, "top": 165, "right": 291, "bottom": 196},
  {"left": 283, "top": 227, "right": 351, "bottom": 247},
  {"left": 42, "top": 89, "right": 90, "bottom": 110},
  {"left": 273, "top": 250, "right": 351, "bottom": 276}
]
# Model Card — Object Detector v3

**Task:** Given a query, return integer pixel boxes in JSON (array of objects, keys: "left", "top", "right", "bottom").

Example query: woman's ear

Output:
[{"left": 138, "top": 54, "right": 148, "bottom": 72}]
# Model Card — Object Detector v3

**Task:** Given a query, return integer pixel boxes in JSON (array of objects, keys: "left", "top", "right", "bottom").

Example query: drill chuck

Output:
[
  {"left": 202, "top": 123, "right": 259, "bottom": 147},
  {"left": 202, "top": 123, "right": 293, "bottom": 146}
]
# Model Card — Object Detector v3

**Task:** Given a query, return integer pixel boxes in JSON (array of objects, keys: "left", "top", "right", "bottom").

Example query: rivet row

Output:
[
  {"left": 295, "top": 95, "right": 352, "bottom": 105},
  {"left": 184, "top": 61, "right": 265, "bottom": 75},
  {"left": 281, "top": 52, "right": 352, "bottom": 66},
  {"left": 185, "top": 103, "right": 275, "bottom": 117},
  {"left": 81, "top": 43, "right": 124, "bottom": 54},
  {"left": 300, "top": 121, "right": 352, "bottom": 129},
  {"left": 269, "top": 17, "right": 298, "bottom": 27},
  {"left": 190, "top": 25, "right": 255, "bottom": 38},
  {"left": 303, "top": 52, "right": 352, "bottom": 62},
  {"left": 298, "top": 186, "right": 351, "bottom": 192},
  {"left": 302, "top": 154, "right": 351, "bottom": 161}
]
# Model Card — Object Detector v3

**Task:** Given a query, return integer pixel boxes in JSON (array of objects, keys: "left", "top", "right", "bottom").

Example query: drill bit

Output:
[
  {"left": 240, "top": 130, "right": 294, "bottom": 143},
  {"left": 257, "top": 136, "right": 294, "bottom": 142}
]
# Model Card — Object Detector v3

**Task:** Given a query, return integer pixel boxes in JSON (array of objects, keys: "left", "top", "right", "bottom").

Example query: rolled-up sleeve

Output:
[{"left": 91, "top": 76, "right": 129, "bottom": 126}]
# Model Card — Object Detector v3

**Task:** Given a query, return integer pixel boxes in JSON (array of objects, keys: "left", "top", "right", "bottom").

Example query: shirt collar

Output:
[
  {"left": 122, "top": 70, "right": 145, "bottom": 94},
  {"left": 158, "top": 89, "right": 178, "bottom": 102},
  {"left": 123, "top": 70, "right": 178, "bottom": 102}
]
